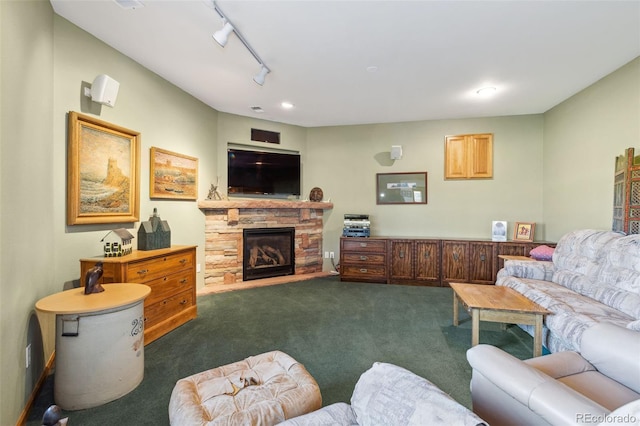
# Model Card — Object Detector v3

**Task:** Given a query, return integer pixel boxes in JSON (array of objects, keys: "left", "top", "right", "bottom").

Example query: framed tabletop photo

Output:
[
  {"left": 376, "top": 172, "right": 427, "bottom": 204},
  {"left": 514, "top": 222, "right": 535, "bottom": 242}
]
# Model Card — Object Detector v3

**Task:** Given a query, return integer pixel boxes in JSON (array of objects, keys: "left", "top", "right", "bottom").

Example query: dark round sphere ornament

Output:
[{"left": 309, "top": 187, "right": 323, "bottom": 202}]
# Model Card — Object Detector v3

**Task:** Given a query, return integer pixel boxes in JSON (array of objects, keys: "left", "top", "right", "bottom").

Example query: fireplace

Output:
[{"left": 243, "top": 227, "right": 295, "bottom": 281}]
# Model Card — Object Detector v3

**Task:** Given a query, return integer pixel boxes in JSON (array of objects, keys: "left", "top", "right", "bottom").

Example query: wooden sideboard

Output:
[
  {"left": 80, "top": 245, "right": 197, "bottom": 344},
  {"left": 340, "top": 237, "right": 554, "bottom": 286}
]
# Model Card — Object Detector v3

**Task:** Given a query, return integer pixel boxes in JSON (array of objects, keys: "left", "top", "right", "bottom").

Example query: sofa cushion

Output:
[
  {"left": 277, "top": 402, "right": 357, "bottom": 425},
  {"left": 350, "top": 362, "right": 486, "bottom": 426}
]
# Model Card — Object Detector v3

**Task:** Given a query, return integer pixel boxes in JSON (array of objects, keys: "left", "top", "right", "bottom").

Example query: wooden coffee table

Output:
[{"left": 450, "top": 282, "right": 550, "bottom": 357}]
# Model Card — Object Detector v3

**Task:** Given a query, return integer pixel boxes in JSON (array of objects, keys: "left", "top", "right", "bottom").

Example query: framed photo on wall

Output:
[
  {"left": 376, "top": 172, "right": 427, "bottom": 204},
  {"left": 67, "top": 112, "right": 140, "bottom": 225},
  {"left": 150, "top": 147, "right": 198, "bottom": 200},
  {"left": 514, "top": 222, "right": 536, "bottom": 242}
]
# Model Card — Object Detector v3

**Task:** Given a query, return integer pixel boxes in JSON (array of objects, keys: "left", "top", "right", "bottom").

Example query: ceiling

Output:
[{"left": 50, "top": 0, "right": 640, "bottom": 128}]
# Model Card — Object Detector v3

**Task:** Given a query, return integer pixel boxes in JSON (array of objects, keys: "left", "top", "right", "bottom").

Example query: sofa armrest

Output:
[
  {"left": 467, "top": 345, "right": 609, "bottom": 425},
  {"left": 497, "top": 260, "right": 555, "bottom": 281}
]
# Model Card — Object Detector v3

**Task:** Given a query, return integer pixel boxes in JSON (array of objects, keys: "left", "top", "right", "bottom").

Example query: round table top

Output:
[{"left": 35, "top": 284, "right": 151, "bottom": 314}]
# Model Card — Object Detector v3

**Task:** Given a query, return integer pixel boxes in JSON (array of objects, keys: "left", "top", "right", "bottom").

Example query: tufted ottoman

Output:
[{"left": 168, "top": 351, "right": 322, "bottom": 425}]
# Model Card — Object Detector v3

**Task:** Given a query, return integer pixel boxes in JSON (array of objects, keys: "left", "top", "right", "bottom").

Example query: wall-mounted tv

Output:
[{"left": 228, "top": 148, "right": 301, "bottom": 198}]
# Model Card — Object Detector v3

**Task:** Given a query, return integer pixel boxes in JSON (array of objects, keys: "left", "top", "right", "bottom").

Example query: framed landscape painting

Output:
[
  {"left": 150, "top": 147, "right": 198, "bottom": 200},
  {"left": 67, "top": 112, "right": 140, "bottom": 225}
]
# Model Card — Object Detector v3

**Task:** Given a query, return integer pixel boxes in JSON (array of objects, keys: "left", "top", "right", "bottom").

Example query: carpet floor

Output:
[{"left": 27, "top": 277, "right": 533, "bottom": 425}]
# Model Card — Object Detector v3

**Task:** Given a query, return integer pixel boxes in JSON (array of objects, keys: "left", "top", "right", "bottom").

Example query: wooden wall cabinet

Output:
[
  {"left": 341, "top": 237, "right": 553, "bottom": 286},
  {"left": 80, "top": 245, "right": 197, "bottom": 344},
  {"left": 445, "top": 133, "right": 493, "bottom": 179}
]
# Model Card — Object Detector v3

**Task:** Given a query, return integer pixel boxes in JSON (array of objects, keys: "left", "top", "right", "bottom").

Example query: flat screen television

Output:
[{"left": 228, "top": 148, "right": 301, "bottom": 198}]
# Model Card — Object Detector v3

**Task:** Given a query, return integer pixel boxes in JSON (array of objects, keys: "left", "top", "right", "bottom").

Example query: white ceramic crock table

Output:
[{"left": 35, "top": 284, "right": 151, "bottom": 410}]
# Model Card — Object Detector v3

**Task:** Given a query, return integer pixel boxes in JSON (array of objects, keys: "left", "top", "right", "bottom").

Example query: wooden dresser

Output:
[
  {"left": 80, "top": 245, "right": 197, "bottom": 344},
  {"left": 340, "top": 237, "right": 388, "bottom": 283}
]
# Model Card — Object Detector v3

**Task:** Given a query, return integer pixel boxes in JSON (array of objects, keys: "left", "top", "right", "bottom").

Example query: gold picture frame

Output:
[
  {"left": 67, "top": 112, "right": 140, "bottom": 225},
  {"left": 150, "top": 147, "right": 198, "bottom": 200},
  {"left": 514, "top": 222, "right": 535, "bottom": 242}
]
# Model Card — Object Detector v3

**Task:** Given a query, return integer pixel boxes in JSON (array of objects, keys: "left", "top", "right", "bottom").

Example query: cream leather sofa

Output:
[{"left": 466, "top": 323, "right": 640, "bottom": 425}]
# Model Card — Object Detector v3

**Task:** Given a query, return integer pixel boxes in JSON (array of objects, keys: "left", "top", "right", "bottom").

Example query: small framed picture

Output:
[
  {"left": 514, "top": 222, "right": 535, "bottom": 242},
  {"left": 491, "top": 221, "right": 507, "bottom": 242}
]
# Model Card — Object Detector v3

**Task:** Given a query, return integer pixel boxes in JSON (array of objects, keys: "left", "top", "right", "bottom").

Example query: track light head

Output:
[
  {"left": 253, "top": 65, "right": 270, "bottom": 86},
  {"left": 212, "top": 21, "right": 234, "bottom": 47}
]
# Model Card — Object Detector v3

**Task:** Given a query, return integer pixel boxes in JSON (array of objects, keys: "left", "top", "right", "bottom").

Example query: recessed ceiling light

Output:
[
  {"left": 476, "top": 86, "right": 497, "bottom": 97},
  {"left": 366, "top": 66, "right": 378, "bottom": 73},
  {"left": 281, "top": 101, "right": 294, "bottom": 109},
  {"left": 250, "top": 106, "right": 264, "bottom": 113}
]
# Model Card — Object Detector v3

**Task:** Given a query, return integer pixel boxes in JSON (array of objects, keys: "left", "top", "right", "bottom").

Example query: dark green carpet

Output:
[{"left": 27, "top": 277, "right": 533, "bottom": 425}]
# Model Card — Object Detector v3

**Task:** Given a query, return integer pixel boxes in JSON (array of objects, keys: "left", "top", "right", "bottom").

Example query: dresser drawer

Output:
[
  {"left": 127, "top": 250, "right": 194, "bottom": 283},
  {"left": 144, "top": 270, "right": 193, "bottom": 306},
  {"left": 341, "top": 264, "right": 386, "bottom": 279},
  {"left": 342, "top": 253, "right": 386, "bottom": 265},
  {"left": 341, "top": 239, "right": 386, "bottom": 253},
  {"left": 145, "top": 290, "right": 193, "bottom": 328}
]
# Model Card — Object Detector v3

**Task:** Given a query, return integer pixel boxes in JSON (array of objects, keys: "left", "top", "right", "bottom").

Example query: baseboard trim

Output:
[
  {"left": 16, "top": 352, "right": 55, "bottom": 426},
  {"left": 197, "top": 271, "right": 332, "bottom": 295}
]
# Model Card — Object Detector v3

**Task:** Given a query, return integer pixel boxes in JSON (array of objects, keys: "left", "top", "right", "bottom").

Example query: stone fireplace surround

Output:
[{"left": 198, "top": 200, "right": 334, "bottom": 287}]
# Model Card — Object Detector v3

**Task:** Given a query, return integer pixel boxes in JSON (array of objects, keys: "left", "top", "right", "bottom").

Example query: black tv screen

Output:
[{"left": 228, "top": 149, "right": 301, "bottom": 198}]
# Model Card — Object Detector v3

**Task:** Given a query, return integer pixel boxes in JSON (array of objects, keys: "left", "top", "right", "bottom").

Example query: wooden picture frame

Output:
[
  {"left": 514, "top": 222, "right": 535, "bottom": 242},
  {"left": 150, "top": 147, "right": 198, "bottom": 200},
  {"left": 376, "top": 172, "right": 427, "bottom": 204},
  {"left": 67, "top": 112, "right": 140, "bottom": 225}
]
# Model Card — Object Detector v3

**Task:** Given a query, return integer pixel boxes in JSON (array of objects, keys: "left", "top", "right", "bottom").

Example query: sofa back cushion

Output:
[
  {"left": 581, "top": 323, "right": 640, "bottom": 394},
  {"left": 552, "top": 230, "right": 640, "bottom": 319},
  {"left": 350, "top": 362, "right": 486, "bottom": 426}
]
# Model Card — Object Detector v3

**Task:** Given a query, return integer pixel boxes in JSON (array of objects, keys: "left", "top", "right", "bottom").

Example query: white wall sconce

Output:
[{"left": 83, "top": 74, "right": 120, "bottom": 107}]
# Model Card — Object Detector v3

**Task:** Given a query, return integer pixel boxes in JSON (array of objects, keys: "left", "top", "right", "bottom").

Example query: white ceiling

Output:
[{"left": 50, "top": 0, "right": 640, "bottom": 128}]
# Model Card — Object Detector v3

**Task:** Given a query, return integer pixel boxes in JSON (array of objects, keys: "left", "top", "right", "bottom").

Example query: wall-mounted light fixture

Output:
[
  {"left": 212, "top": 2, "right": 270, "bottom": 86},
  {"left": 83, "top": 74, "right": 120, "bottom": 107}
]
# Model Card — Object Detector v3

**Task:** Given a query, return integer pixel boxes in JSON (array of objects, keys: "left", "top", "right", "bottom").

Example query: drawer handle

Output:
[
  {"left": 163, "top": 299, "right": 168, "bottom": 305},
  {"left": 180, "top": 259, "right": 187, "bottom": 265},
  {"left": 360, "top": 268, "right": 368, "bottom": 273},
  {"left": 180, "top": 299, "right": 188, "bottom": 305},
  {"left": 137, "top": 269, "right": 148, "bottom": 275},
  {"left": 360, "top": 242, "right": 367, "bottom": 247},
  {"left": 180, "top": 278, "right": 188, "bottom": 284},
  {"left": 359, "top": 255, "right": 368, "bottom": 261}
]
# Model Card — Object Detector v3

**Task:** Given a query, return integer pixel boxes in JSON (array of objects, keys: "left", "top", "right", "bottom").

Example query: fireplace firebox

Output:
[{"left": 243, "top": 227, "right": 295, "bottom": 281}]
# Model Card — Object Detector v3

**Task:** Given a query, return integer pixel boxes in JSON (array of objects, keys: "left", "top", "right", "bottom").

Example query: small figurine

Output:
[
  {"left": 84, "top": 261, "right": 104, "bottom": 295},
  {"left": 42, "top": 404, "right": 68, "bottom": 426},
  {"left": 207, "top": 177, "right": 223, "bottom": 200}
]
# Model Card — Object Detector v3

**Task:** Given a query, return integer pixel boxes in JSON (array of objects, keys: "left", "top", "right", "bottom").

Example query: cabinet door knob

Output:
[
  {"left": 453, "top": 253, "right": 459, "bottom": 261},
  {"left": 180, "top": 259, "right": 187, "bottom": 265},
  {"left": 399, "top": 251, "right": 404, "bottom": 258},
  {"left": 359, "top": 256, "right": 368, "bottom": 261},
  {"left": 424, "top": 252, "right": 430, "bottom": 258},
  {"left": 180, "top": 278, "right": 188, "bottom": 284},
  {"left": 480, "top": 254, "right": 486, "bottom": 261},
  {"left": 360, "top": 268, "right": 368, "bottom": 273},
  {"left": 180, "top": 299, "right": 188, "bottom": 305},
  {"left": 137, "top": 269, "right": 148, "bottom": 275},
  {"left": 360, "top": 242, "right": 368, "bottom": 247}
]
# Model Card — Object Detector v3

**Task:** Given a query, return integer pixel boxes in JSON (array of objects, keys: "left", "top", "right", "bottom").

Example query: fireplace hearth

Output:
[{"left": 243, "top": 228, "right": 295, "bottom": 281}]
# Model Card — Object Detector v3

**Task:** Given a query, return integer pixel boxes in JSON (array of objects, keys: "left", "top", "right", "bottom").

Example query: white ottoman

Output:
[{"left": 168, "top": 351, "right": 322, "bottom": 425}]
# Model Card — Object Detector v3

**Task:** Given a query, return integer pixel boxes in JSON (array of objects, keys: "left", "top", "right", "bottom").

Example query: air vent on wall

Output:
[
  {"left": 251, "top": 128, "right": 280, "bottom": 145},
  {"left": 114, "top": 0, "right": 144, "bottom": 10}
]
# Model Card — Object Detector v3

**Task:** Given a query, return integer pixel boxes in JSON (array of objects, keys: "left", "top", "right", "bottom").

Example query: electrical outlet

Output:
[
  {"left": 196, "top": 263, "right": 201, "bottom": 273},
  {"left": 324, "top": 251, "right": 329, "bottom": 258},
  {"left": 330, "top": 252, "right": 335, "bottom": 259},
  {"left": 25, "top": 344, "right": 31, "bottom": 369}
]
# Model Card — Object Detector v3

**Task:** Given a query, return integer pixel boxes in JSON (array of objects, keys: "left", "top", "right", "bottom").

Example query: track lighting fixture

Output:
[
  {"left": 212, "top": 21, "right": 234, "bottom": 47},
  {"left": 253, "top": 65, "right": 269, "bottom": 86},
  {"left": 212, "top": 1, "right": 271, "bottom": 86}
]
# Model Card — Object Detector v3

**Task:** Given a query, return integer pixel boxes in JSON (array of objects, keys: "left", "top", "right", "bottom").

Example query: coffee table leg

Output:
[
  {"left": 471, "top": 308, "right": 479, "bottom": 346},
  {"left": 533, "top": 314, "right": 543, "bottom": 357},
  {"left": 453, "top": 292, "right": 459, "bottom": 326}
]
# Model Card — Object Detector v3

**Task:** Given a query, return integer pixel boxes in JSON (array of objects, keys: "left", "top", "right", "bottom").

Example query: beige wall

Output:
[
  {"left": 543, "top": 57, "right": 640, "bottom": 241},
  {"left": 306, "top": 115, "right": 546, "bottom": 262}
]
